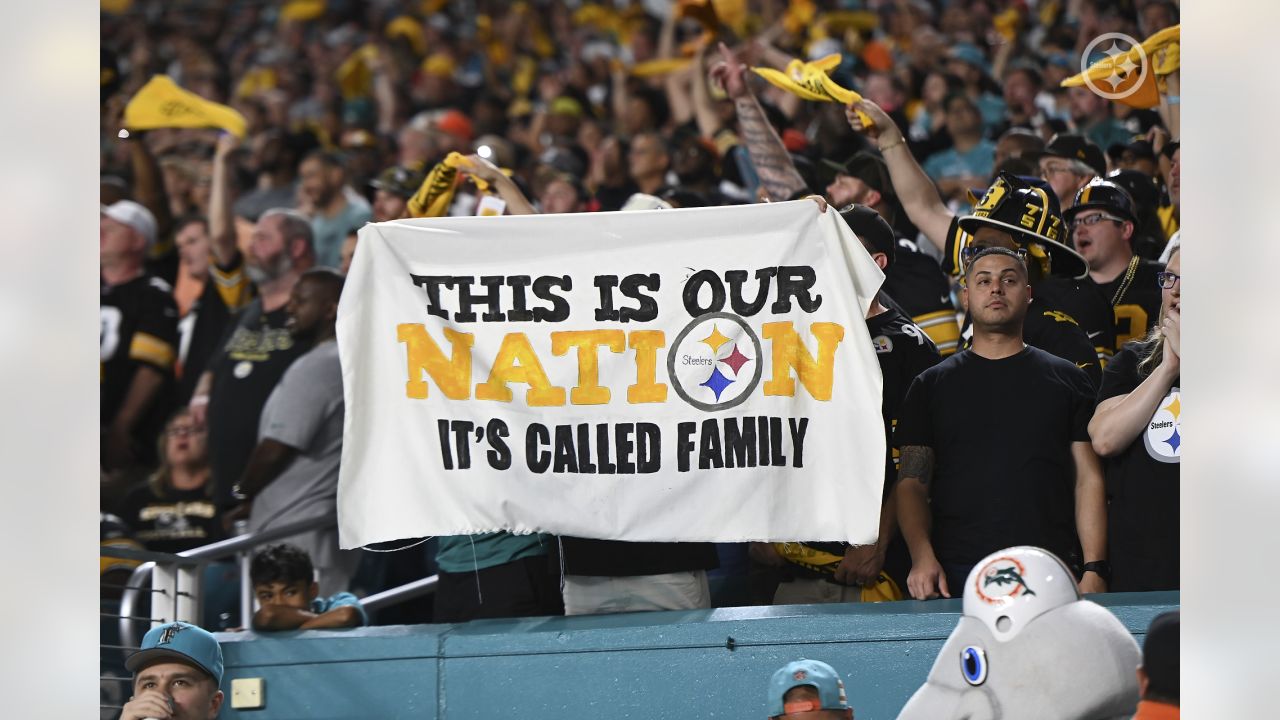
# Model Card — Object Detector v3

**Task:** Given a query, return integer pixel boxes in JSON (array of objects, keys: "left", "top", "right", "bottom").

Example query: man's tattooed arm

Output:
[
  {"left": 898, "top": 445, "right": 936, "bottom": 487},
  {"left": 734, "top": 96, "right": 808, "bottom": 202}
]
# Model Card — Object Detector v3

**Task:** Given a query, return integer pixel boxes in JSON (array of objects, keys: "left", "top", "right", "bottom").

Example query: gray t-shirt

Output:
[{"left": 249, "top": 340, "right": 350, "bottom": 587}]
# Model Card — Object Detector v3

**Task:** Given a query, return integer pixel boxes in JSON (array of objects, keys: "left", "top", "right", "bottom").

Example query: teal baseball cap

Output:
[
  {"left": 767, "top": 659, "right": 850, "bottom": 717},
  {"left": 126, "top": 621, "right": 224, "bottom": 685}
]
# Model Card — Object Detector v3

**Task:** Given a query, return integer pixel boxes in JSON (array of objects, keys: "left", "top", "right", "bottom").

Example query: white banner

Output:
[{"left": 336, "top": 201, "right": 886, "bottom": 548}]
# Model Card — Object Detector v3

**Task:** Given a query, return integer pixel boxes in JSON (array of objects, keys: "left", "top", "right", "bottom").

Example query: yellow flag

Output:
[
  {"left": 1060, "top": 25, "right": 1179, "bottom": 109},
  {"left": 407, "top": 153, "right": 470, "bottom": 218},
  {"left": 336, "top": 44, "right": 379, "bottom": 100},
  {"left": 123, "top": 75, "right": 248, "bottom": 138},
  {"left": 751, "top": 55, "right": 875, "bottom": 126},
  {"left": 631, "top": 58, "right": 694, "bottom": 78},
  {"left": 280, "top": 0, "right": 325, "bottom": 22}
]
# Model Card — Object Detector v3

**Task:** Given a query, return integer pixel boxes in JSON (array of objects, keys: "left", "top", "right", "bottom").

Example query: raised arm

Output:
[
  {"left": 458, "top": 154, "right": 537, "bottom": 216},
  {"left": 845, "top": 99, "right": 955, "bottom": 250},
  {"left": 209, "top": 133, "right": 239, "bottom": 267},
  {"left": 127, "top": 134, "right": 175, "bottom": 242},
  {"left": 708, "top": 43, "right": 807, "bottom": 202},
  {"left": 689, "top": 43, "right": 724, "bottom": 138}
]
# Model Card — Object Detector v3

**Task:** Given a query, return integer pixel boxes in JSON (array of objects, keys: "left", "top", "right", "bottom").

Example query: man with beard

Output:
[
  {"left": 894, "top": 248, "right": 1107, "bottom": 599},
  {"left": 297, "top": 150, "right": 371, "bottom": 268},
  {"left": 189, "top": 209, "right": 315, "bottom": 509}
]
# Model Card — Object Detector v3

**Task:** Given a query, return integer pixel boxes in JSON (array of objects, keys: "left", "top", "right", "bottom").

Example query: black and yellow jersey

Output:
[
  {"left": 101, "top": 273, "right": 179, "bottom": 462},
  {"left": 1022, "top": 300, "right": 1102, "bottom": 389},
  {"left": 176, "top": 251, "right": 254, "bottom": 405},
  {"left": 1036, "top": 275, "right": 1117, "bottom": 365},
  {"left": 883, "top": 236, "right": 961, "bottom": 356},
  {"left": 1094, "top": 257, "right": 1164, "bottom": 352}
]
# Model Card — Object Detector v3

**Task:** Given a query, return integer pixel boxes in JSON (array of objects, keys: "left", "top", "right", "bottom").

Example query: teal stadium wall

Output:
[{"left": 216, "top": 592, "right": 1178, "bottom": 719}]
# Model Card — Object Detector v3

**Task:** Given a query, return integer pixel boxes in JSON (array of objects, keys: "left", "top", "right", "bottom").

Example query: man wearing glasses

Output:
[
  {"left": 1065, "top": 178, "right": 1166, "bottom": 357},
  {"left": 1038, "top": 132, "right": 1107, "bottom": 210},
  {"left": 893, "top": 247, "right": 1107, "bottom": 600}
]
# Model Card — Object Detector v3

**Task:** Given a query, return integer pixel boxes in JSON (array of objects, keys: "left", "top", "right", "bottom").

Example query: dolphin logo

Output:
[{"left": 983, "top": 566, "right": 1036, "bottom": 597}]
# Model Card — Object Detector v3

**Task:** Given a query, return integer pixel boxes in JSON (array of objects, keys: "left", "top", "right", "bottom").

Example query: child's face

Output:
[{"left": 254, "top": 580, "right": 314, "bottom": 610}]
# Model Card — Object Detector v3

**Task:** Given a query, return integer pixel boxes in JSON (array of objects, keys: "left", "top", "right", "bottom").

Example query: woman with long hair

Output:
[
  {"left": 1088, "top": 247, "right": 1181, "bottom": 591},
  {"left": 116, "top": 408, "right": 225, "bottom": 554}
]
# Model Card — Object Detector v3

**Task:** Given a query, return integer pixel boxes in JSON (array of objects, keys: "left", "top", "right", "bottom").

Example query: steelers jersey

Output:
[
  {"left": 882, "top": 236, "right": 961, "bottom": 356},
  {"left": 1094, "top": 258, "right": 1164, "bottom": 353},
  {"left": 1035, "top": 275, "right": 1117, "bottom": 365},
  {"left": 101, "top": 274, "right": 179, "bottom": 462},
  {"left": 1022, "top": 300, "right": 1102, "bottom": 389}
]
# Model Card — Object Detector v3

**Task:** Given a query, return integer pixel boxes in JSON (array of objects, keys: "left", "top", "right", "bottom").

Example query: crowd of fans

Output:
[{"left": 100, "top": 0, "right": 1181, "bottom": 629}]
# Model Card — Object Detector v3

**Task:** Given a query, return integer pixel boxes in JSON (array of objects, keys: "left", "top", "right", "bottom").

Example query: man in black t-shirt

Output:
[
  {"left": 101, "top": 200, "right": 179, "bottom": 480},
  {"left": 769, "top": 206, "right": 942, "bottom": 602},
  {"left": 894, "top": 248, "right": 1108, "bottom": 600},
  {"left": 190, "top": 208, "right": 316, "bottom": 508},
  {"left": 1064, "top": 177, "right": 1165, "bottom": 358},
  {"left": 1088, "top": 249, "right": 1180, "bottom": 591}
]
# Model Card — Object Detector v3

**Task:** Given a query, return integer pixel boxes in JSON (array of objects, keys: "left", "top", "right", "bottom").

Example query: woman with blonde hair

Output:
[
  {"left": 1088, "top": 247, "right": 1181, "bottom": 591},
  {"left": 116, "top": 408, "right": 225, "bottom": 554}
]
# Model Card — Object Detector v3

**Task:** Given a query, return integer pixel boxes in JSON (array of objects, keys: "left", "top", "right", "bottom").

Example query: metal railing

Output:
[
  {"left": 105, "top": 513, "right": 442, "bottom": 643},
  {"left": 101, "top": 515, "right": 440, "bottom": 716}
]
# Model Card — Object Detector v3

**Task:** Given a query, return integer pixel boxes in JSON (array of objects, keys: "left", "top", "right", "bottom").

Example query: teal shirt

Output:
[
  {"left": 311, "top": 591, "right": 368, "bottom": 626},
  {"left": 1083, "top": 119, "right": 1134, "bottom": 155},
  {"left": 310, "top": 201, "right": 371, "bottom": 268},
  {"left": 922, "top": 139, "right": 997, "bottom": 181},
  {"left": 436, "top": 532, "right": 551, "bottom": 573}
]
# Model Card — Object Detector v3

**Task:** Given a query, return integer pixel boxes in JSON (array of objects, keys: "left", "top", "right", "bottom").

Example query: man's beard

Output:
[{"left": 246, "top": 250, "right": 293, "bottom": 285}]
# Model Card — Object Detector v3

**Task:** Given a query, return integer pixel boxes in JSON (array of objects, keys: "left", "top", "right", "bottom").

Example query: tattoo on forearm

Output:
[
  {"left": 735, "top": 97, "right": 807, "bottom": 201},
  {"left": 899, "top": 446, "right": 935, "bottom": 486}
]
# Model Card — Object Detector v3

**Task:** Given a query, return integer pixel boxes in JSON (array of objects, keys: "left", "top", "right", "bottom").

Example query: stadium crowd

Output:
[{"left": 100, "top": 0, "right": 1181, "bottom": 628}]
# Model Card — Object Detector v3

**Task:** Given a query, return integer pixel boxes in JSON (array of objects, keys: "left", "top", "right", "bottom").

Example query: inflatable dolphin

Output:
[{"left": 896, "top": 546, "right": 1141, "bottom": 720}]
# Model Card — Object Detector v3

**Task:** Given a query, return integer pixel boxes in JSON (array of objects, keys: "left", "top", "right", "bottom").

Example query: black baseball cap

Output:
[
  {"left": 822, "top": 152, "right": 895, "bottom": 202},
  {"left": 370, "top": 165, "right": 426, "bottom": 198},
  {"left": 1043, "top": 133, "right": 1107, "bottom": 177},
  {"left": 839, "top": 204, "right": 896, "bottom": 269}
]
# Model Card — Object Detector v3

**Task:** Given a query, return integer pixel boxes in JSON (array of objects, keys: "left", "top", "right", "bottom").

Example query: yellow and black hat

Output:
[{"left": 958, "top": 172, "right": 1088, "bottom": 279}]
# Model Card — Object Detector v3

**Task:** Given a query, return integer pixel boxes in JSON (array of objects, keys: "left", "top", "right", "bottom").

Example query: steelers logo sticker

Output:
[
  {"left": 233, "top": 360, "right": 254, "bottom": 379},
  {"left": 1143, "top": 387, "right": 1181, "bottom": 464},
  {"left": 667, "top": 312, "right": 762, "bottom": 412},
  {"left": 974, "top": 555, "right": 1037, "bottom": 606},
  {"left": 872, "top": 335, "right": 894, "bottom": 354}
]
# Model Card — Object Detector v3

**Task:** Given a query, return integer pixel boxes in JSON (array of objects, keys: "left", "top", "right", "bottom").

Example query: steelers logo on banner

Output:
[
  {"left": 667, "top": 312, "right": 763, "bottom": 412},
  {"left": 1143, "top": 387, "right": 1181, "bottom": 464}
]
